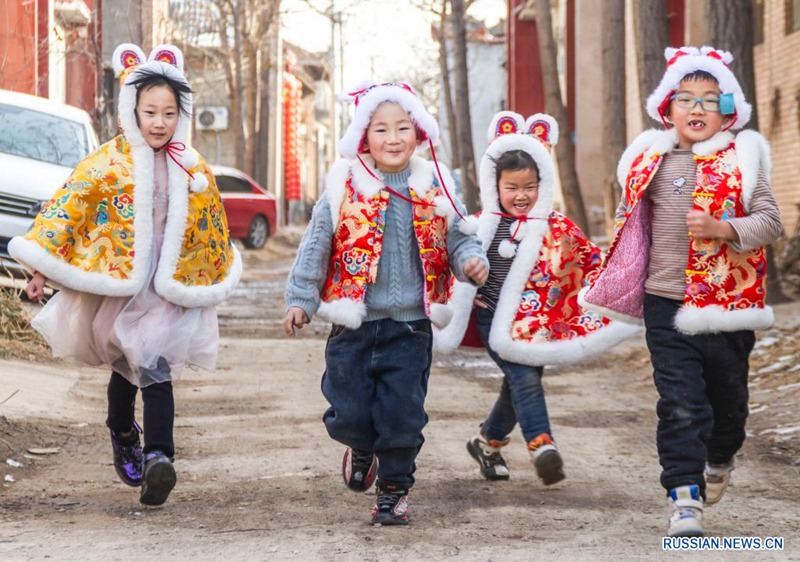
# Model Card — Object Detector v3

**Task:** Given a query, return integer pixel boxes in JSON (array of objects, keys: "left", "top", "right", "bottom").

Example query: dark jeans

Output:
[
  {"left": 644, "top": 294, "right": 754, "bottom": 495},
  {"left": 475, "top": 307, "right": 550, "bottom": 443},
  {"left": 106, "top": 358, "right": 175, "bottom": 458},
  {"left": 321, "top": 318, "right": 433, "bottom": 490}
]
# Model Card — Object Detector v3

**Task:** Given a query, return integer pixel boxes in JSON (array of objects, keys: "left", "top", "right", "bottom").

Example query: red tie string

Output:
[
  {"left": 164, "top": 141, "right": 195, "bottom": 179},
  {"left": 356, "top": 154, "right": 434, "bottom": 208}
]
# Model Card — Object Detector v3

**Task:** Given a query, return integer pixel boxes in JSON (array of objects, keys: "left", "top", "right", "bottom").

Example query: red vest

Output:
[{"left": 319, "top": 177, "right": 450, "bottom": 326}]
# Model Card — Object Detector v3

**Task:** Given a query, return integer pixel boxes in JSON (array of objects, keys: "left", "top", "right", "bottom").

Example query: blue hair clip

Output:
[{"left": 719, "top": 93, "right": 735, "bottom": 115}]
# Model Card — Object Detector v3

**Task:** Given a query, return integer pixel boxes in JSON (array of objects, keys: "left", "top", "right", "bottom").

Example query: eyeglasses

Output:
[{"left": 670, "top": 93, "right": 721, "bottom": 112}]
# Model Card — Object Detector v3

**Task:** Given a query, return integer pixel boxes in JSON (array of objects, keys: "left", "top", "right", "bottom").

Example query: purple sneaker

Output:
[
  {"left": 109, "top": 421, "right": 144, "bottom": 487},
  {"left": 140, "top": 451, "right": 177, "bottom": 507}
]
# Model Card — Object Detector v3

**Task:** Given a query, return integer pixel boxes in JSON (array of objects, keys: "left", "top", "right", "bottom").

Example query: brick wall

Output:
[{"left": 755, "top": 0, "right": 800, "bottom": 236}]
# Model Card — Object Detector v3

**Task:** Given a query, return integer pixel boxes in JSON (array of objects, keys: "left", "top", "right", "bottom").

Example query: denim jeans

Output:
[
  {"left": 106, "top": 358, "right": 175, "bottom": 458},
  {"left": 475, "top": 307, "right": 551, "bottom": 443},
  {"left": 644, "top": 294, "right": 755, "bottom": 495},
  {"left": 321, "top": 317, "right": 433, "bottom": 489}
]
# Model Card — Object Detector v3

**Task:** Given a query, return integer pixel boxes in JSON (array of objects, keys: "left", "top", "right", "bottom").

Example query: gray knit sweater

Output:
[{"left": 285, "top": 165, "right": 487, "bottom": 323}]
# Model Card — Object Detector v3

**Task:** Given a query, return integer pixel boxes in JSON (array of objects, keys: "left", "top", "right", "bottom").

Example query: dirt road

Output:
[{"left": 1, "top": 241, "right": 799, "bottom": 561}]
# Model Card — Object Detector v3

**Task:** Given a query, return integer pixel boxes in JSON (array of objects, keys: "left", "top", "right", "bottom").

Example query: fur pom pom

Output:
[
  {"left": 498, "top": 239, "right": 517, "bottom": 258},
  {"left": 429, "top": 303, "right": 454, "bottom": 329},
  {"left": 434, "top": 195, "right": 456, "bottom": 221},
  {"left": 181, "top": 149, "right": 199, "bottom": 169},
  {"left": 459, "top": 215, "right": 480, "bottom": 235},
  {"left": 190, "top": 174, "right": 209, "bottom": 193}
]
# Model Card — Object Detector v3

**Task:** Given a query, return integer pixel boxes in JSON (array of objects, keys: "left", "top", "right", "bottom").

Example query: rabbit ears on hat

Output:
[
  {"left": 112, "top": 44, "right": 185, "bottom": 77},
  {"left": 646, "top": 45, "right": 751, "bottom": 130},
  {"left": 487, "top": 111, "right": 559, "bottom": 150}
]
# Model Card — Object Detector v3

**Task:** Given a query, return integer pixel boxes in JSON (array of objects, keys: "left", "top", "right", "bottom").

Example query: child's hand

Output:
[
  {"left": 473, "top": 296, "right": 489, "bottom": 309},
  {"left": 464, "top": 257, "right": 489, "bottom": 286},
  {"left": 283, "top": 307, "right": 309, "bottom": 336},
  {"left": 24, "top": 272, "right": 46, "bottom": 302},
  {"left": 686, "top": 210, "right": 738, "bottom": 242}
]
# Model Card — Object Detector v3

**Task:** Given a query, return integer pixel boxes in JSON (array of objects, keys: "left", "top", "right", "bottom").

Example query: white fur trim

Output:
[
  {"left": 459, "top": 215, "right": 480, "bottom": 235},
  {"left": 616, "top": 129, "right": 666, "bottom": 189},
  {"left": 323, "top": 159, "right": 352, "bottom": 227},
  {"left": 155, "top": 244, "right": 243, "bottom": 308},
  {"left": 498, "top": 239, "right": 517, "bottom": 258},
  {"left": 349, "top": 154, "right": 386, "bottom": 199},
  {"left": 434, "top": 195, "right": 454, "bottom": 220},
  {"left": 524, "top": 113, "right": 559, "bottom": 146},
  {"left": 112, "top": 44, "right": 146, "bottom": 76},
  {"left": 338, "top": 83, "right": 439, "bottom": 159},
  {"left": 429, "top": 303, "right": 454, "bottom": 329},
  {"left": 147, "top": 44, "right": 185, "bottom": 72},
  {"left": 432, "top": 280, "right": 478, "bottom": 353},
  {"left": 316, "top": 299, "right": 367, "bottom": 329},
  {"left": 674, "top": 304, "right": 774, "bottom": 334},
  {"left": 486, "top": 111, "right": 525, "bottom": 142},
  {"left": 489, "top": 318, "right": 641, "bottom": 366},
  {"left": 190, "top": 173, "right": 208, "bottom": 193},
  {"left": 577, "top": 286, "right": 645, "bottom": 326},
  {"left": 479, "top": 134, "right": 556, "bottom": 218},
  {"left": 693, "top": 131, "right": 735, "bottom": 156},
  {"left": 735, "top": 130, "right": 771, "bottom": 212},
  {"left": 645, "top": 46, "right": 751, "bottom": 129}
]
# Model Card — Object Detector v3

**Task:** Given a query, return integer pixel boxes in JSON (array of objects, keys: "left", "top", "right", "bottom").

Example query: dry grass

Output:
[{"left": 0, "top": 287, "right": 51, "bottom": 361}]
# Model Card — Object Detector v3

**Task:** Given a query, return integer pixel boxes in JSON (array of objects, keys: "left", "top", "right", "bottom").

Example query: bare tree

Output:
[
  {"left": 170, "top": 0, "right": 280, "bottom": 176},
  {"left": 534, "top": 0, "right": 588, "bottom": 233},
  {"left": 708, "top": 0, "right": 789, "bottom": 304},
  {"left": 601, "top": 0, "right": 625, "bottom": 240},
  {"left": 450, "top": 0, "right": 479, "bottom": 213},
  {"left": 633, "top": 0, "right": 669, "bottom": 130}
]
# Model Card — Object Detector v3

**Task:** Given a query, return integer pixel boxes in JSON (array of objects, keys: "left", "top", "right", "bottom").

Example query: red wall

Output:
[
  {"left": 0, "top": 0, "right": 42, "bottom": 95},
  {"left": 507, "top": 0, "right": 545, "bottom": 116}
]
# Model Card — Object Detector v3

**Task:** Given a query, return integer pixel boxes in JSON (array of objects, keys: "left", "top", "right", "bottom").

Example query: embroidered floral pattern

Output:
[{"left": 510, "top": 212, "right": 611, "bottom": 343}]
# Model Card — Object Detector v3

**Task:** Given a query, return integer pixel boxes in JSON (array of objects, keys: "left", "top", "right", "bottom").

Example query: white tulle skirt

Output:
[{"left": 32, "top": 253, "right": 219, "bottom": 388}]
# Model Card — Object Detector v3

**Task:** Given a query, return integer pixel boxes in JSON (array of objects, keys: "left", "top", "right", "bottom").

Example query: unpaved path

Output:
[{"left": 1, "top": 242, "right": 798, "bottom": 561}]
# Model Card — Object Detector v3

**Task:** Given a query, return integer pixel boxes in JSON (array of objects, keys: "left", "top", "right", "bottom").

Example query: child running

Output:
[
  {"left": 10, "top": 44, "right": 241, "bottom": 507},
  {"left": 283, "top": 81, "right": 488, "bottom": 525},
  {"left": 435, "top": 111, "right": 636, "bottom": 485},
  {"left": 581, "top": 46, "right": 782, "bottom": 537}
]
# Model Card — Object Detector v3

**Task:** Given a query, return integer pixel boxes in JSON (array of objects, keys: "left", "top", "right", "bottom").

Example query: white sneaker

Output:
[
  {"left": 667, "top": 485, "right": 704, "bottom": 537},
  {"left": 705, "top": 460, "right": 734, "bottom": 506}
]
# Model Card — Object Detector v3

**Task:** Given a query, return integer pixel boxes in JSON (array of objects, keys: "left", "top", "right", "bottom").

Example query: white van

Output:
[{"left": 0, "top": 89, "right": 99, "bottom": 273}]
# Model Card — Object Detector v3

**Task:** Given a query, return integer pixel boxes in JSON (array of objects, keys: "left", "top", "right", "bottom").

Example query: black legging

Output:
[{"left": 107, "top": 369, "right": 175, "bottom": 458}]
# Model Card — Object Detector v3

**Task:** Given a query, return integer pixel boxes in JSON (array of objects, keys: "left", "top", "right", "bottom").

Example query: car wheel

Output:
[{"left": 244, "top": 215, "right": 269, "bottom": 249}]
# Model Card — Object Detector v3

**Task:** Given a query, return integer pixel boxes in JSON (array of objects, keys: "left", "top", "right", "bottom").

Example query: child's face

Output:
[
  {"left": 668, "top": 78, "right": 728, "bottom": 148},
  {"left": 365, "top": 102, "right": 421, "bottom": 173},
  {"left": 498, "top": 167, "right": 539, "bottom": 217},
  {"left": 136, "top": 85, "right": 179, "bottom": 150}
]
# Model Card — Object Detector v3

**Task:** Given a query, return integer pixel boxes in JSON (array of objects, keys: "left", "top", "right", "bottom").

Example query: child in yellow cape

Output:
[{"left": 9, "top": 44, "right": 241, "bottom": 507}]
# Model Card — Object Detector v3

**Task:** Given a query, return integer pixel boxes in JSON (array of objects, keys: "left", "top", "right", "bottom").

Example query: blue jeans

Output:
[
  {"left": 475, "top": 307, "right": 551, "bottom": 443},
  {"left": 321, "top": 318, "right": 433, "bottom": 489},
  {"left": 644, "top": 294, "right": 755, "bottom": 495}
]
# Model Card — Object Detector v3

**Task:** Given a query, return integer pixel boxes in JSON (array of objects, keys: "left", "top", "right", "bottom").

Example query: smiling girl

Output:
[{"left": 9, "top": 44, "right": 241, "bottom": 507}]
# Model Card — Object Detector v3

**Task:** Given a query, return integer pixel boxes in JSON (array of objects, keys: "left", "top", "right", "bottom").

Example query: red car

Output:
[{"left": 212, "top": 165, "right": 277, "bottom": 249}]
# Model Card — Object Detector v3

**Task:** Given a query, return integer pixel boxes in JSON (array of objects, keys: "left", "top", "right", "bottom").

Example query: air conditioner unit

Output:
[{"left": 195, "top": 106, "right": 229, "bottom": 131}]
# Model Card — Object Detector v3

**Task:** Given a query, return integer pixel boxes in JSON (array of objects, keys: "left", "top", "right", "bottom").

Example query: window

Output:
[
  {"left": 215, "top": 174, "right": 251, "bottom": 193},
  {"left": 0, "top": 104, "right": 88, "bottom": 167},
  {"left": 787, "top": 0, "right": 800, "bottom": 33}
]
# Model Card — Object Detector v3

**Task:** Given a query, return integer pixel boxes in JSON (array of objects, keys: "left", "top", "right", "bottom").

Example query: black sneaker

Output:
[
  {"left": 466, "top": 433, "right": 510, "bottom": 481},
  {"left": 140, "top": 451, "right": 177, "bottom": 507},
  {"left": 370, "top": 485, "right": 410, "bottom": 526},
  {"left": 342, "top": 448, "right": 377, "bottom": 492},
  {"left": 109, "top": 421, "right": 144, "bottom": 487}
]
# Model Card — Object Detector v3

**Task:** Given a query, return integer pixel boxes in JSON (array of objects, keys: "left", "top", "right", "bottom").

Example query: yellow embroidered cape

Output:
[{"left": 9, "top": 134, "right": 242, "bottom": 308}]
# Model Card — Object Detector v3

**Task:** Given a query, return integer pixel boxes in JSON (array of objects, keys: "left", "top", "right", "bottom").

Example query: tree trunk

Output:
[
  {"left": 708, "top": 0, "right": 789, "bottom": 304},
  {"left": 439, "top": 7, "right": 461, "bottom": 170},
  {"left": 450, "top": 0, "right": 479, "bottom": 213},
  {"left": 601, "top": 0, "right": 625, "bottom": 241},
  {"left": 633, "top": 0, "right": 669, "bottom": 129},
  {"left": 243, "top": 37, "right": 258, "bottom": 177},
  {"left": 534, "top": 0, "right": 589, "bottom": 233}
]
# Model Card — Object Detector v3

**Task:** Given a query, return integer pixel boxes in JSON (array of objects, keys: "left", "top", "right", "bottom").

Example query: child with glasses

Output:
[{"left": 581, "top": 46, "right": 782, "bottom": 538}]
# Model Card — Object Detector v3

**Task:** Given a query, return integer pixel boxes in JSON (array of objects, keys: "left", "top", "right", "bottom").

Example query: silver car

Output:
[{"left": 0, "top": 89, "right": 99, "bottom": 273}]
